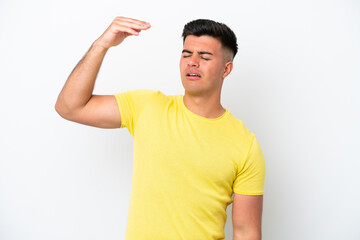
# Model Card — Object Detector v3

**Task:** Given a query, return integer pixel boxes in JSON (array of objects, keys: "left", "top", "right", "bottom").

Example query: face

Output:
[{"left": 179, "top": 35, "right": 233, "bottom": 96}]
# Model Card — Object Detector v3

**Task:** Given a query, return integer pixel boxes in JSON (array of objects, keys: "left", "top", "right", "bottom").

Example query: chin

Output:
[
  {"left": 181, "top": 78, "right": 207, "bottom": 94},
  {"left": 183, "top": 86, "right": 205, "bottom": 96}
]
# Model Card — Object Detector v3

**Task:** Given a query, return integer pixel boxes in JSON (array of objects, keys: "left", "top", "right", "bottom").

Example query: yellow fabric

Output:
[{"left": 114, "top": 89, "right": 266, "bottom": 240}]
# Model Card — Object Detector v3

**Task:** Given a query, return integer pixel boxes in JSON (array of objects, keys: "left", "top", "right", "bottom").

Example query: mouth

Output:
[{"left": 185, "top": 72, "right": 201, "bottom": 80}]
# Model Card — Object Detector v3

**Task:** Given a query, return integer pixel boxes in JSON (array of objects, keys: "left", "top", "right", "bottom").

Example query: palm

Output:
[{"left": 111, "top": 31, "right": 129, "bottom": 46}]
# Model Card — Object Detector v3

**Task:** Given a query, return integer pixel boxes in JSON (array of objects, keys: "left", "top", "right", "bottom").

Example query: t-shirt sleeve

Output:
[
  {"left": 113, "top": 89, "right": 157, "bottom": 135},
  {"left": 233, "top": 134, "right": 266, "bottom": 195}
]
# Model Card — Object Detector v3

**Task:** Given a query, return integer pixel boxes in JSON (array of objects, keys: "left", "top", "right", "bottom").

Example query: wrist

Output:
[{"left": 92, "top": 40, "right": 110, "bottom": 52}]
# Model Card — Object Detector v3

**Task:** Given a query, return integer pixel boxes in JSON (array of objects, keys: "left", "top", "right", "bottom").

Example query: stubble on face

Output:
[{"left": 180, "top": 35, "right": 228, "bottom": 96}]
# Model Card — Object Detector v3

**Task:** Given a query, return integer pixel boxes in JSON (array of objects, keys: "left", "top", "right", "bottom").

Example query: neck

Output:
[{"left": 182, "top": 91, "right": 226, "bottom": 119}]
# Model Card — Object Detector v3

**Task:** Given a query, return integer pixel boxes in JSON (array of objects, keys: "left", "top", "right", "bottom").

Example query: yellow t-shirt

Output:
[{"left": 114, "top": 89, "right": 266, "bottom": 240}]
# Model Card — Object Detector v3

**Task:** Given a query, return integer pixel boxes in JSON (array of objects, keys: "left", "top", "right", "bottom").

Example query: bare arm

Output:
[
  {"left": 55, "top": 16, "right": 151, "bottom": 128},
  {"left": 232, "top": 193, "right": 263, "bottom": 240}
]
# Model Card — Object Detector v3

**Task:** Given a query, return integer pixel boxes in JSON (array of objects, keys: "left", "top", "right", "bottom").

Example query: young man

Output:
[{"left": 55, "top": 16, "right": 266, "bottom": 240}]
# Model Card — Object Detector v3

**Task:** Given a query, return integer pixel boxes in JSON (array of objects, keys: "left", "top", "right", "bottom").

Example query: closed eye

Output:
[{"left": 182, "top": 55, "right": 210, "bottom": 60}]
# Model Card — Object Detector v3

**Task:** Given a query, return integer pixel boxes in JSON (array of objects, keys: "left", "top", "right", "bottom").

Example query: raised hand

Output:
[{"left": 94, "top": 16, "right": 151, "bottom": 49}]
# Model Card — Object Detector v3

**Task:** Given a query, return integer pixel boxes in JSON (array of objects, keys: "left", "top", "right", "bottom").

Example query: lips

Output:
[{"left": 185, "top": 70, "right": 201, "bottom": 80}]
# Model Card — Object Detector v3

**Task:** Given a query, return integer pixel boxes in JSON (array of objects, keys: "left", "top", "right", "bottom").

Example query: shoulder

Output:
[
  {"left": 115, "top": 88, "right": 158, "bottom": 96},
  {"left": 114, "top": 89, "right": 159, "bottom": 103},
  {"left": 146, "top": 90, "right": 181, "bottom": 104},
  {"left": 227, "top": 113, "right": 255, "bottom": 142}
]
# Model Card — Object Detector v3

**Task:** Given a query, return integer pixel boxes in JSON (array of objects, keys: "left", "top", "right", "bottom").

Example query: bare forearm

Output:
[
  {"left": 55, "top": 16, "right": 150, "bottom": 119},
  {"left": 55, "top": 41, "right": 108, "bottom": 114}
]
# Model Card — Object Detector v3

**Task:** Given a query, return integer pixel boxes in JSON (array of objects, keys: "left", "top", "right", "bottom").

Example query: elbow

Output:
[
  {"left": 55, "top": 94, "right": 66, "bottom": 116},
  {"left": 54, "top": 100, "right": 66, "bottom": 117},
  {"left": 54, "top": 101, "right": 74, "bottom": 120},
  {"left": 55, "top": 104, "right": 68, "bottom": 120},
  {"left": 54, "top": 101, "right": 61, "bottom": 115}
]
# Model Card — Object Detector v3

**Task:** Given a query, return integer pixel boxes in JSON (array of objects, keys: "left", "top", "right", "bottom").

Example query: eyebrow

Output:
[{"left": 182, "top": 49, "right": 214, "bottom": 56}]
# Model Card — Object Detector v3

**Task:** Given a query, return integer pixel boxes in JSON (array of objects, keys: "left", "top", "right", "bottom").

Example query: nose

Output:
[{"left": 188, "top": 55, "right": 200, "bottom": 68}]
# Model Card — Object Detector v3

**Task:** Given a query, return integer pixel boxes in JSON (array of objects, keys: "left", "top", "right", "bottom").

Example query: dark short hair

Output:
[{"left": 182, "top": 19, "right": 238, "bottom": 60}]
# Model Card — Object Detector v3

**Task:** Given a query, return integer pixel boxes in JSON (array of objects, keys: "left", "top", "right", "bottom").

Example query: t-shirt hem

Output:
[{"left": 233, "top": 190, "right": 264, "bottom": 195}]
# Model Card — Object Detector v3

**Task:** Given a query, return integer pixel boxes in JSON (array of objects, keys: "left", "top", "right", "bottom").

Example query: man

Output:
[{"left": 55, "top": 16, "right": 266, "bottom": 240}]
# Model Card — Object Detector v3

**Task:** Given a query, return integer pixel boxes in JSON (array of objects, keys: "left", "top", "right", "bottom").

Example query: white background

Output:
[{"left": 0, "top": 0, "right": 359, "bottom": 239}]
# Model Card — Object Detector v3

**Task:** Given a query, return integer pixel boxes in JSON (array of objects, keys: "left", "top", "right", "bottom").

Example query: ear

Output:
[{"left": 222, "top": 61, "right": 233, "bottom": 79}]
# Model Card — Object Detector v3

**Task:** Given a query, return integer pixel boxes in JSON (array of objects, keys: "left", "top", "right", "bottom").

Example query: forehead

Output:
[{"left": 183, "top": 35, "right": 222, "bottom": 53}]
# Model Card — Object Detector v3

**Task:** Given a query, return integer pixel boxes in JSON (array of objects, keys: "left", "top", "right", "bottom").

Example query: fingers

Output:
[
  {"left": 113, "top": 22, "right": 147, "bottom": 36},
  {"left": 114, "top": 16, "right": 151, "bottom": 36},
  {"left": 94, "top": 16, "right": 151, "bottom": 49},
  {"left": 113, "top": 24, "right": 141, "bottom": 36},
  {"left": 116, "top": 16, "right": 150, "bottom": 26}
]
